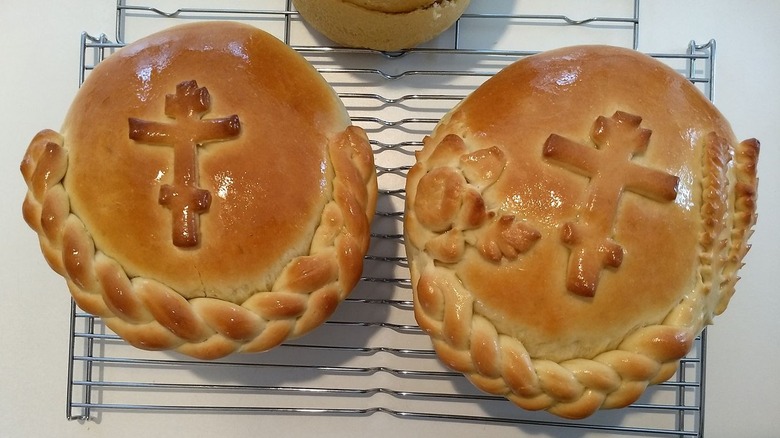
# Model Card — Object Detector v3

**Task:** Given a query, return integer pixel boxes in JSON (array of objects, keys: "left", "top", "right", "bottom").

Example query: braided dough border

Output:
[
  {"left": 406, "top": 131, "right": 758, "bottom": 419},
  {"left": 21, "top": 125, "right": 377, "bottom": 360}
]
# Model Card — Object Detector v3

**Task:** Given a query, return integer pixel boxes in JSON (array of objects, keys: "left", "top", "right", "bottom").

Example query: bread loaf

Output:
[
  {"left": 21, "top": 21, "right": 377, "bottom": 359},
  {"left": 405, "top": 45, "right": 759, "bottom": 418},
  {"left": 293, "top": 0, "right": 471, "bottom": 51}
]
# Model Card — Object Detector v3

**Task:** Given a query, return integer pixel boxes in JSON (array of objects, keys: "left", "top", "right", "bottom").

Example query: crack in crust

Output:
[
  {"left": 406, "top": 128, "right": 759, "bottom": 419},
  {"left": 21, "top": 126, "right": 376, "bottom": 360}
]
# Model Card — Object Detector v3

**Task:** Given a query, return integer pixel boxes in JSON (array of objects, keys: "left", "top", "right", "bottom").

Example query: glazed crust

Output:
[
  {"left": 21, "top": 22, "right": 377, "bottom": 359},
  {"left": 404, "top": 45, "right": 758, "bottom": 418},
  {"left": 292, "top": 0, "right": 471, "bottom": 51}
]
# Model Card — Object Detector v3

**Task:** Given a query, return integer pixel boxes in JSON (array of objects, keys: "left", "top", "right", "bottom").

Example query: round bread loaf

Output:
[
  {"left": 293, "top": 0, "right": 471, "bottom": 51},
  {"left": 21, "top": 21, "right": 377, "bottom": 359},
  {"left": 405, "top": 45, "right": 759, "bottom": 418}
]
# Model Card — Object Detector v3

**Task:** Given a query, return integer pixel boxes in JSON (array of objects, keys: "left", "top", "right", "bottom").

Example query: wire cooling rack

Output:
[{"left": 67, "top": 1, "right": 716, "bottom": 436}]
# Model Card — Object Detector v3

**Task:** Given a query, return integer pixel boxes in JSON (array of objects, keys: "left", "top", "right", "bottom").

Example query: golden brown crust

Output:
[
  {"left": 405, "top": 45, "right": 758, "bottom": 418},
  {"left": 292, "top": 0, "right": 471, "bottom": 51},
  {"left": 21, "top": 22, "right": 377, "bottom": 359}
]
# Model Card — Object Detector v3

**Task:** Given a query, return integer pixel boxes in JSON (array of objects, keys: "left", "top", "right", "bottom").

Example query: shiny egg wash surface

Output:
[
  {"left": 407, "top": 45, "right": 738, "bottom": 362},
  {"left": 61, "top": 24, "right": 340, "bottom": 301}
]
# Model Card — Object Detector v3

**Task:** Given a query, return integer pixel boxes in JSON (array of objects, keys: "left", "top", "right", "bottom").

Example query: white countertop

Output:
[{"left": 1, "top": 1, "right": 778, "bottom": 437}]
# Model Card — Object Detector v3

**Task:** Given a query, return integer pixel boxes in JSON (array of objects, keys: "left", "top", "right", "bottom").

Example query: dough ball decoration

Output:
[
  {"left": 21, "top": 22, "right": 377, "bottom": 360},
  {"left": 404, "top": 45, "right": 759, "bottom": 419}
]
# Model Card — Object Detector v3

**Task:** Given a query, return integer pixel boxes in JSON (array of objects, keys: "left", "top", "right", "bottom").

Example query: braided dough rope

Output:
[
  {"left": 21, "top": 126, "right": 376, "bottom": 360},
  {"left": 407, "top": 129, "right": 759, "bottom": 419}
]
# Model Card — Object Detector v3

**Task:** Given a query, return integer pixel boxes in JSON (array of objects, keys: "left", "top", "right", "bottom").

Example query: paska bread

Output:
[
  {"left": 405, "top": 45, "right": 759, "bottom": 418},
  {"left": 21, "top": 22, "right": 377, "bottom": 359},
  {"left": 293, "top": 0, "right": 471, "bottom": 51}
]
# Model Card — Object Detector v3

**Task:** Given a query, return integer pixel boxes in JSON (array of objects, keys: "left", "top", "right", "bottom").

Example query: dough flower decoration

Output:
[{"left": 408, "top": 133, "right": 541, "bottom": 266}]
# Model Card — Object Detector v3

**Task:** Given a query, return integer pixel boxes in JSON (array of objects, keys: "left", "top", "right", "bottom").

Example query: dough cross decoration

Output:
[
  {"left": 129, "top": 80, "right": 241, "bottom": 248},
  {"left": 542, "top": 111, "right": 679, "bottom": 297}
]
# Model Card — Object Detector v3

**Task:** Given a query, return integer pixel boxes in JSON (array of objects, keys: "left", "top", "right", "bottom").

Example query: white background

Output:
[{"left": 1, "top": 1, "right": 778, "bottom": 437}]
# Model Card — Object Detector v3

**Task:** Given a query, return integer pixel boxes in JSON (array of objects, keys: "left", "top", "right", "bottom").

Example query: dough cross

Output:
[
  {"left": 542, "top": 111, "right": 679, "bottom": 297},
  {"left": 129, "top": 80, "right": 240, "bottom": 247}
]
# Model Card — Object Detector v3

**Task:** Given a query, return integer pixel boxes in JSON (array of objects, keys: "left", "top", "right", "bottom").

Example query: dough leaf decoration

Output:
[{"left": 476, "top": 215, "right": 542, "bottom": 262}]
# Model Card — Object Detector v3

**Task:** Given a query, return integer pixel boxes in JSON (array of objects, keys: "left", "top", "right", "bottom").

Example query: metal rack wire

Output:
[{"left": 67, "top": 1, "right": 716, "bottom": 436}]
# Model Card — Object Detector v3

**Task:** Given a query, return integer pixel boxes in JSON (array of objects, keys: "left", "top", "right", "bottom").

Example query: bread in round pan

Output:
[
  {"left": 21, "top": 21, "right": 377, "bottom": 359},
  {"left": 404, "top": 45, "right": 759, "bottom": 418},
  {"left": 292, "top": 0, "right": 471, "bottom": 51}
]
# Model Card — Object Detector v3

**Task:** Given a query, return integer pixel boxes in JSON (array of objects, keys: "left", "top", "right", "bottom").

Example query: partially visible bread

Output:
[
  {"left": 293, "top": 0, "right": 471, "bottom": 51},
  {"left": 405, "top": 45, "right": 759, "bottom": 418},
  {"left": 21, "top": 22, "right": 377, "bottom": 359}
]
